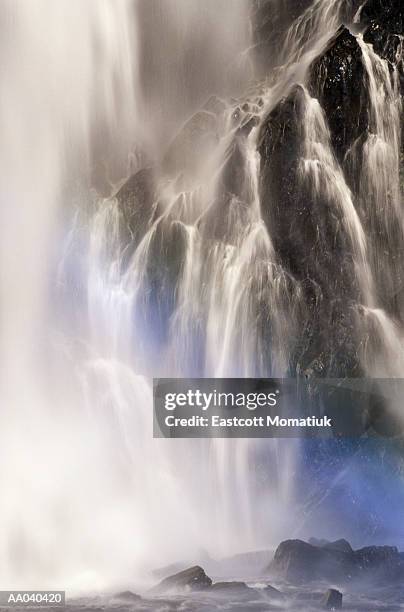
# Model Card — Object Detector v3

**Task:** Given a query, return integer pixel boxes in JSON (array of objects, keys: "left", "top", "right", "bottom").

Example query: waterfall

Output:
[
  {"left": 299, "top": 87, "right": 371, "bottom": 300},
  {"left": 0, "top": 0, "right": 403, "bottom": 593},
  {"left": 0, "top": 0, "right": 143, "bottom": 590},
  {"left": 356, "top": 35, "right": 404, "bottom": 376}
]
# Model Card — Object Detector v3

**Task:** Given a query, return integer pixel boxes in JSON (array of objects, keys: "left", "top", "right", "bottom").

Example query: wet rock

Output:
[
  {"left": 361, "top": 0, "right": 404, "bottom": 36},
  {"left": 153, "top": 565, "right": 212, "bottom": 594},
  {"left": 258, "top": 85, "right": 306, "bottom": 280},
  {"left": 355, "top": 545, "right": 402, "bottom": 580},
  {"left": 309, "top": 26, "right": 370, "bottom": 164},
  {"left": 115, "top": 167, "right": 156, "bottom": 250},
  {"left": 259, "top": 82, "right": 358, "bottom": 289},
  {"left": 306, "top": 16, "right": 403, "bottom": 325},
  {"left": 360, "top": 0, "right": 404, "bottom": 84},
  {"left": 252, "top": 0, "right": 312, "bottom": 74},
  {"left": 269, "top": 539, "right": 355, "bottom": 584},
  {"left": 258, "top": 84, "right": 361, "bottom": 377},
  {"left": 323, "top": 539, "right": 353, "bottom": 554},
  {"left": 364, "top": 22, "right": 402, "bottom": 64},
  {"left": 342, "top": 0, "right": 404, "bottom": 50},
  {"left": 322, "top": 588, "right": 343, "bottom": 609},
  {"left": 269, "top": 539, "right": 404, "bottom": 584}
]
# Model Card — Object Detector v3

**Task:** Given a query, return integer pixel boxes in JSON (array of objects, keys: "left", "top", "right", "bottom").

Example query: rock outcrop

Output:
[
  {"left": 258, "top": 84, "right": 361, "bottom": 378},
  {"left": 151, "top": 566, "right": 288, "bottom": 602},
  {"left": 322, "top": 588, "right": 343, "bottom": 609},
  {"left": 269, "top": 539, "right": 404, "bottom": 584},
  {"left": 258, "top": 83, "right": 356, "bottom": 291},
  {"left": 252, "top": 0, "right": 312, "bottom": 74},
  {"left": 322, "top": 539, "right": 353, "bottom": 554},
  {"left": 359, "top": 0, "right": 404, "bottom": 82},
  {"left": 259, "top": 86, "right": 305, "bottom": 281},
  {"left": 309, "top": 26, "right": 370, "bottom": 166},
  {"left": 115, "top": 167, "right": 156, "bottom": 252},
  {"left": 152, "top": 565, "right": 212, "bottom": 594},
  {"left": 361, "top": 0, "right": 404, "bottom": 36},
  {"left": 269, "top": 539, "right": 355, "bottom": 583}
]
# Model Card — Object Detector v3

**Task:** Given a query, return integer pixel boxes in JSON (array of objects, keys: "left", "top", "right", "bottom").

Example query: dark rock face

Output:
[
  {"left": 252, "top": 0, "right": 312, "bottom": 74},
  {"left": 332, "top": 0, "right": 403, "bottom": 61},
  {"left": 269, "top": 539, "right": 355, "bottom": 583},
  {"left": 357, "top": 545, "right": 402, "bottom": 578},
  {"left": 153, "top": 565, "right": 212, "bottom": 594},
  {"left": 361, "top": 0, "right": 404, "bottom": 72},
  {"left": 323, "top": 539, "right": 353, "bottom": 554},
  {"left": 309, "top": 26, "right": 369, "bottom": 164},
  {"left": 322, "top": 588, "right": 343, "bottom": 609},
  {"left": 153, "top": 571, "right": 288, "bottom": 603},
  {"left": 259, "top": 86, "right": 310, "bottom": 281},
  {"left": 269, "top": 539, "right": 404, "bottom": 584},
  {"left": 258, "top": 85, "right": 361, "bottom": 377},
  {"left": 115, "top": 167, "right": 156, "bottom": 250},
  {"left": 361, "top": 0, "right": 404, "bottom": 36},
  {"left": 364, "top": 22, "right": 402, "bottom": 64},
  {"left": 258, "top": 81, "right": 358, "bottom": 290}
]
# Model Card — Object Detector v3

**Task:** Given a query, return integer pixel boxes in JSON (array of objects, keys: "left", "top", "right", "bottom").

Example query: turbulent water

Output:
[{"left": 0, "top": 0, "right": 403, "bottom": 596}]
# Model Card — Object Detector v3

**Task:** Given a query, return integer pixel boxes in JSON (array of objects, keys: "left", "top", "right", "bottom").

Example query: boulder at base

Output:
[
  {"left": 322, "top": 588, "right": 343, "bottom": 609},
  {"left": 269, "top": 539, "right": 404, "bottom": 584},
  {"left": 269, "top": 539, "right": 354, "bottom": 583},
  {"left": 152, "top": 565, "right": 212, "bottom": 594}
]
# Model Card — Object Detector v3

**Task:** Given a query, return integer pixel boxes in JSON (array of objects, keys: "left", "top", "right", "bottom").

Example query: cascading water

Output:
[
  {"left": 356, "top": 34, "right": 404, "bottom": 377},
  {"left": 0, "top": 0, "right": 403, "bottom": 595}
]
